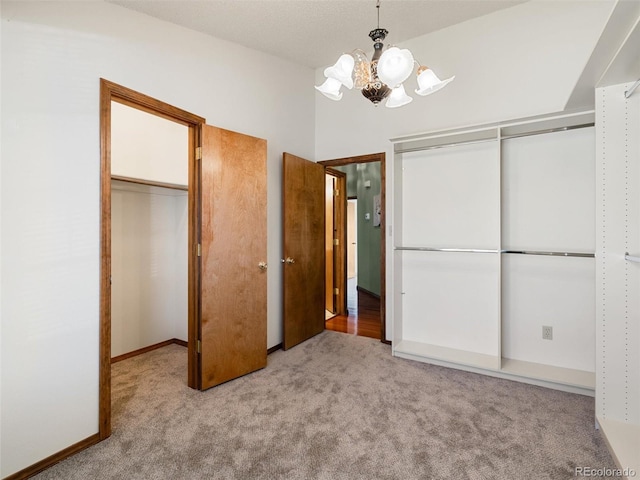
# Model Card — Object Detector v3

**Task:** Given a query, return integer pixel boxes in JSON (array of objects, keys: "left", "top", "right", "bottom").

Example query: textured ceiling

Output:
[{"left": 108, "top": 0, "right": 526, "bottom": 68}]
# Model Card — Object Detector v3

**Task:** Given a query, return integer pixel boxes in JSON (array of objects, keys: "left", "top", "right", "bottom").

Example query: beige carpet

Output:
[{"left": 34, "top": 331, "right": 616, "bottom": 479}]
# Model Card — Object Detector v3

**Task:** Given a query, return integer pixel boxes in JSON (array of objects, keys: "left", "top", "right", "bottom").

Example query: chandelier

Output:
[{"left": 315, "top": 0, "right": 455, "bottom": 108}]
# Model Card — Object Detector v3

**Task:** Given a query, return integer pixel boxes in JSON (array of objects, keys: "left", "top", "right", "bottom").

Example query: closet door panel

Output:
[
  {"left": 402, "top": 250, "right": 500, "bottom": 357},
  {"left": 502, "top": 255, "right": 595, "bottom": 371},
  {"left": 402, "top": 141, "right": 499, "bottom": 249},
  {"left": 502, "top": 127, "right": 595, "bottom": 251}
]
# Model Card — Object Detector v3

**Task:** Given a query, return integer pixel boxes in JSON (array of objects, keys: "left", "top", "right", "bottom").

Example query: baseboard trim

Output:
[
  {"left": 4, "top": 433, "right": 101, "bottom": 480},
  {"left": 111, "top": 338, "right": 187, "bottom": 364},
  {"left": 267, "top": 343, "right": 283, "bottom": 355},
  {"left": 356, "top": 285, "right": 380, "bottom": 299}
]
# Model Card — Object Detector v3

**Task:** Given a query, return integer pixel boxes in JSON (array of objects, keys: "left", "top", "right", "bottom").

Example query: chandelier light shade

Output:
[
  {"left": 324, "top": 54, "right": 355, "bottom": 89},
  {"left": 315, "top": 77, "right": 344, "bottom": 101},
  {"left": 386, "top": 84, "right": 413, "bottom": 108},
  {"left": 315, "top": 0, "right": 454, "bottom": 108},
  {"left": 415, "top": 66, "right": 455, "bottom": 96},
  {"left": 377, "top": 47, "right": 414, "bottom": 88}
]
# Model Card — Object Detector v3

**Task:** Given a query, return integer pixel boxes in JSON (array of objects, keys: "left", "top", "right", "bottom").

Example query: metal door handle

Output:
[
  {"left": 285, "top": 257, "right": 295, "bottom": 264},
  {"left": 258, "top": 262, "right": 268, "bottom": 270}
]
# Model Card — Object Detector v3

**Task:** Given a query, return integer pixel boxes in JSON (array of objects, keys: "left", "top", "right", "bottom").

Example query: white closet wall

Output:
[
  {"left": 401, "top": 142, "right": 500, "bottom": 359},
  {"left": 111, "top": 182, "right": 188, "bottom": 356},
  {"left": 502, "top": 128, "right": 595, "bottom": 372},
  {"left": 111, "top": 101, "right": 189, "bottom": 357},
  {"left": 111, "top": 102, "right": 188, "bottom": 185}
]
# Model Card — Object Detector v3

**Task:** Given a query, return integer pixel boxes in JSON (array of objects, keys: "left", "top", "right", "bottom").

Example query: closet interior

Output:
[{"left": 110, "top": 101, "right": 189, "bottom": 360}]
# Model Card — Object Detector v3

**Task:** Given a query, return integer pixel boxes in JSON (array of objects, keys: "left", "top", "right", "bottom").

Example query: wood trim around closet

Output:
[
  {"left": 111, "top": 338, "right": 188, "bottom": 364},
  {"left": 111, "top": 175, "right": 189, "bottom": 191},
  {"left": 99, "top": 79, "right": 205, "bottom": 444}
]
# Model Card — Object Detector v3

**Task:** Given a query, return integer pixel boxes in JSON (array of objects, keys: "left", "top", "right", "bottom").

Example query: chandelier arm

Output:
[{"left": 350, "top": 48, "right": 369, "bottom": 57}]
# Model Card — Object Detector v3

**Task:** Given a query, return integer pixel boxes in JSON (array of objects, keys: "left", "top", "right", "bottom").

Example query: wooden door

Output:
[
  {"left": 282, "top": 153, "right": 325, "bottom": 349},
  {"left": 199, "top": 125, "right": 267, "bottom": 389},
  {"left": 325, "top": 175, "right": 336, "bottom": 313},
  {"left": 326, "top": 168, "right": 347, "bottom": 315}
]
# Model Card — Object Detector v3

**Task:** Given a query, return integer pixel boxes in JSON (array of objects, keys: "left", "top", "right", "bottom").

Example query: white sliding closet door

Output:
[
  {"left": 400, "top": 141, "right": 500, "bottom": 357},
  {"left": 501, "top": 127, "right": 595, "bottom": 371}
]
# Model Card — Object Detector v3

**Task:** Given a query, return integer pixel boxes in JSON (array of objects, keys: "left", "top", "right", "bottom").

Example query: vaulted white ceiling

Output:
[{"left": 109, "top": 0, "right": 526, "bottom": 69}]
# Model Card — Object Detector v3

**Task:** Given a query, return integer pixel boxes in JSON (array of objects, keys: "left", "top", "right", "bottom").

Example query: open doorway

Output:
[
  {"left": 99, "top": 79, "right": 203, "bottom": 439},
  {"left": 320, "top": 153, "right": 387, "bottom": 343}
]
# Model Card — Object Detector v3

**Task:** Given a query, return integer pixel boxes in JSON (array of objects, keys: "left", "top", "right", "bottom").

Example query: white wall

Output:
[
  {"left": 315, "top": 0, "right": 615, "bottom": 344},
  {"left": 0, "top": 0, "right": 4, "bottom": 470},
  {"left": 111, "top": 183, "right": 188, "bottom": 357},
  {"left": 0, "top": 1, "right": 314, "bottom": 476}
]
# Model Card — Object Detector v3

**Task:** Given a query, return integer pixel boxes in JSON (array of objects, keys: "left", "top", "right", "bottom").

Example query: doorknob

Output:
[
  {"left": 258, "top": 262, "right": 267, "bottom": 270},
  {"left": 285, "top": 257, "right": 295, "bottom": 264}
]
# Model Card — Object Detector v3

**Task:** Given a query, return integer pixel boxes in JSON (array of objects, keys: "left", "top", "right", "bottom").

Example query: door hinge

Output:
[
  {"left": 334, "top": 288, "right": 339, "bottom": 295},
  {"left": 334, "top": 189, "right": 339, "bottom": 196},
  {"left": 197, "top": 244, "right": 201, "bottom": 257},
  {"left": 333, "top": 238, "right": 339, "bottom": 246},
  {"left": 196, "top": 340, "right": 201, "bottom": 354},
  {"left": 195, "top": 147, "right": 202, "bottom": 160}
]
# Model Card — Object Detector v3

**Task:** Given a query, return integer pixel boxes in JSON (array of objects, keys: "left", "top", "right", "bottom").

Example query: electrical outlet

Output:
[{"left": 542, "top": 326, "right": 553, "bottom": 340}]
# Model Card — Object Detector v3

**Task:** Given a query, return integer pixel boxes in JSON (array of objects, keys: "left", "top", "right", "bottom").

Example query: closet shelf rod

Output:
[
  {"left": 625, "top": 253, "right": 640, "bottom": 263},
  {"left": 395, "top": 247, "right": 595, "bottom": 258},
  {"left": 502, "top": 250, "right": 594, "bottom": 258},
  {"left": 395, "top": 246, "right": 500, "bottom": 254},
  {"left": 624, "top": 79, "right": 640, "bottom": 99},
  {"left": 394, "top": 138, "right": 495, "bottom": 154}
]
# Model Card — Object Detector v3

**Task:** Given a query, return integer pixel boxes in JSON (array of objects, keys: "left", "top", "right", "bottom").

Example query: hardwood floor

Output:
[{"left": 325, "top": 278, "right": 381, "bottom": 340}]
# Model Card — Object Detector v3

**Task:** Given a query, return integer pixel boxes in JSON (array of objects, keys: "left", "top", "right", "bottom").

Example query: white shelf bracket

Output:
[
  {"left": 624, "top": 252, "right": 640, "bottom": 263},
  {"left": 624, "top": 79, "right": 640, "bottom": 99}
]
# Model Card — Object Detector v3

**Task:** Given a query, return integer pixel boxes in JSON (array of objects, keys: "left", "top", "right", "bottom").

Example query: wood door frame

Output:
[
  {"left": 99, "top": 79, "right": 205, "bottom": 439},
  {"left": 325, "top": 168, "right": 348, "bottom": 316},
  {"left": 319, "top": 153, "right": 388, "bottom": 344}
]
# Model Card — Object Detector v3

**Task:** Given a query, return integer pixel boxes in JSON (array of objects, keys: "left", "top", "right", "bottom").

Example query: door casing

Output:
[
  {"left": 319, "top": 153, "right": 387, "bottom": 343},
  {"left": 99, "top": 79, "right": 204, "bottom": 439},
  {"left": 325, "top": 168, "right": 348, "bottom": 316}
]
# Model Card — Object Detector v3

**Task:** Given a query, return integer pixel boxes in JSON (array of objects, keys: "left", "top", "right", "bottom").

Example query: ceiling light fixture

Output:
[{"left": 315, "top": 0, "right": 455, "bottom": 108}]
